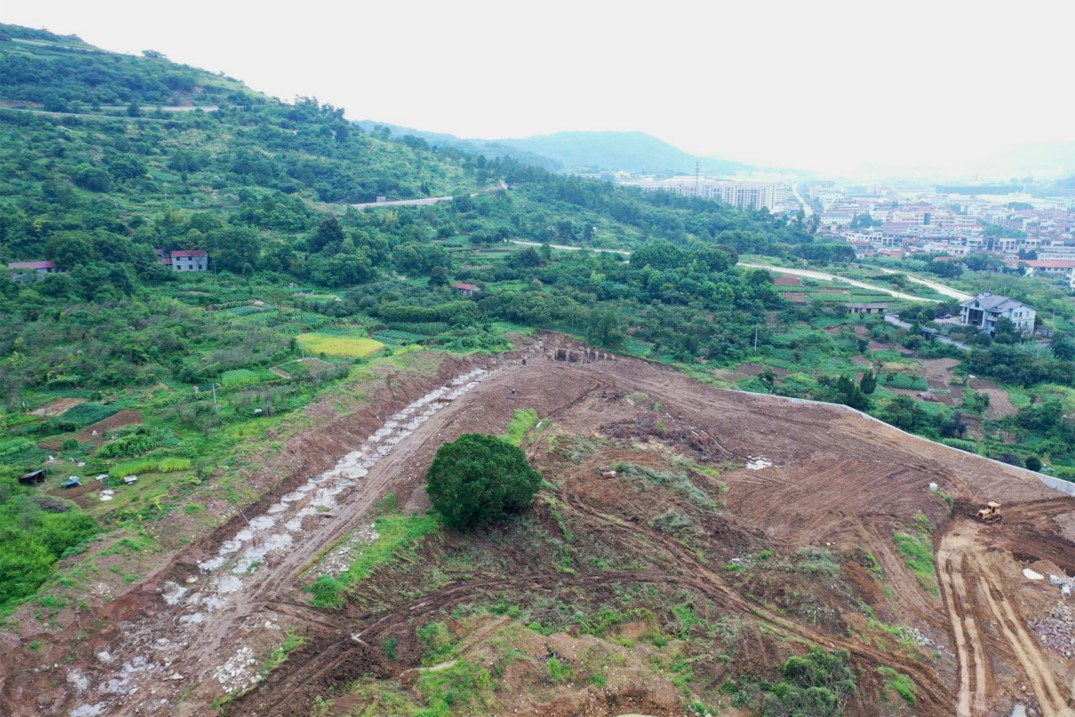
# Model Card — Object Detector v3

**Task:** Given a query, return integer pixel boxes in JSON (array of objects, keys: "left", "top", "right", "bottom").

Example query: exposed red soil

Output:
[{"left": 29, "top": 397, "right": 86, "bottom": 417}]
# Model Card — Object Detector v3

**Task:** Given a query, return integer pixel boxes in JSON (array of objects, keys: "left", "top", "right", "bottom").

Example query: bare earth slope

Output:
[{"left": 3, "top": 341, "right": 1074, "bottom": 716}]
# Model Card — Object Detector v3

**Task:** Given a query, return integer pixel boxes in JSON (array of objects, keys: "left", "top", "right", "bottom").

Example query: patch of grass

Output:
[
  {"left": 297, "top": 332, "right": 385, "bottom": 358},
  {"left": 878, "top": 373, "right": 929, "bottom": 391},
  {"left": 613, "top": 461, "right": 718, "bottom": 509},
  {"left": 417, "top": 621, "right": 455, "bottom": 664},
  {"left": 415, "top": 659, "right": 493, "bottom": 717},
  {"left": 795, "top": 546, "right": 842, "bottom": 579},
  {"left": 109, "top": 456, "right": 192, "bottom": 476},
  {"left": 893, "top": 527, "right": 938, "bottom": 596},
  {"left": 265, "top": 629, "right": 307, "bottom": 672},
  {"left": 931, "top": 486, "right": 954, "bottom": 512},
  {"left": 46, "top": 402, "right": 118, "bottom": 431},
  {"left": 502, "top": 407, "right": 539, "bottom": 447},
  {"left": 878, "top": 666, "right": 917, "bottom": 704},
  {"left": 220, "top": 369, "right": 265, "bottom": 387},
  {"left": 649, "top": 509, "right": 694, "bottom": 534},
  {"left": 554, "top": 434, "right": 608, "bottom": 463},
  {"left": 305, "top": 511, "right": 440, "bottom": 608},
  {"left": 546, "top": 656, "right": 571, "bottom": 683}
]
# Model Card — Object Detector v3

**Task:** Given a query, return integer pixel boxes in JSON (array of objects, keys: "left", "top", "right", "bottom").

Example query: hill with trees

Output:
[
  {"left": 0, "top": 22, "right": 820, "bottom": 616},
  {"left": 1, "top": 24, "right": 1074, "bottom": 704}
]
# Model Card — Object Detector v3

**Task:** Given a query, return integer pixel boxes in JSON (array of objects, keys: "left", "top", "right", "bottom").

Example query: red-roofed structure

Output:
[
  {"left": 1017, "top": 259, "right": 1075, "bottom": 277},
  {"left": 155, "top": 249, "right": 209, "bottom": 271},
  {"left": 452, "top": 282, "right": 480, "bottom": 297},
  {"left": 7, "top": 260, "right": 56, "bottom": 275}
]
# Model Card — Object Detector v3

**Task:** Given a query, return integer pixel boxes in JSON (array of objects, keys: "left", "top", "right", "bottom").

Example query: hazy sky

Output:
[{"left": 5, "top": 0, "right": 1074, "bottom": 177}]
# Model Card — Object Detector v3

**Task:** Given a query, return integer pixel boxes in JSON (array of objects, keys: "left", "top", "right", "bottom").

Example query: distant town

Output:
[
  {"left": 809, "top": 181, "right": 1074, "bottom": 292},
  {"left": 613, "top": 173, "right": 1075, "bottom": 294}
]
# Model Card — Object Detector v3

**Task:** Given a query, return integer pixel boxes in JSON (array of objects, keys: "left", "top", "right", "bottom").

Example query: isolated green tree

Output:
[
  {"left": 426, "top": 433, "right": 542, "bottom": 530},
  {"left": 859, "top": 370, "right": 877, "bottom": 395}
]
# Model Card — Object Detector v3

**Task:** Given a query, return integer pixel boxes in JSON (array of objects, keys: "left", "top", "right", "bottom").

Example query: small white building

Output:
[
  {"left": 170, "top": 250, "right": 209, "bottom": 271},
  {"left": 156, "top": 249, "right": 209, "bottom": 271},
  {"left": 959, "top": 292, "right": 1036, "bottom": 336}
]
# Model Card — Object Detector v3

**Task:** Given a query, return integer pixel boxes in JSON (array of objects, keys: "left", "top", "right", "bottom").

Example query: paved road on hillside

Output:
[
  {"left": 509, "top": 242, "right": 961, "bottom": 303},
  {"left": 733, "top": 263, "right": 944, "bottom": 302},
  {"left": 508, "top": 239, "right": 631, "bottom": 256},
  {"left": 872, "top": 266, "right": 972, "bottom": 301},
  {"left": 351, "top": 181, "right": 508, "bottom": 210}
]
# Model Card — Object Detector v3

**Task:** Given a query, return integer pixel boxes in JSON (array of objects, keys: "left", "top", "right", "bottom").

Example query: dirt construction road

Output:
[{"left": 3, "top": 342, "right": 1074, "bottom": 716}]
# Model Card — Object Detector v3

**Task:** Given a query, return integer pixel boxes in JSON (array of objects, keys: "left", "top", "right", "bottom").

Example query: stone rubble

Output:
[{"left": 71, "top": 368, "right": 489, "bottom": 716}]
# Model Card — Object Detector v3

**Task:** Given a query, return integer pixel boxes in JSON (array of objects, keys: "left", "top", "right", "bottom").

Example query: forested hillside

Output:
[
  {"left": 2, "top": 21, "right": 1074, "bottom": 629},
  {"left": 0, "top": 24, "right": 820, "bottom": 614}
]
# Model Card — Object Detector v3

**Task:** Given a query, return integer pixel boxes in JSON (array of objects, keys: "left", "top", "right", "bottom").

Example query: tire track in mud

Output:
[
  {"left": 976, "top": 564, "right": 1074, "bottom": 717},
  {"left": 557, "top": 474, "right": 954, "bottom": 711},
  {"left": 937, "top": 541, "right": 988, "bottom": 717}
]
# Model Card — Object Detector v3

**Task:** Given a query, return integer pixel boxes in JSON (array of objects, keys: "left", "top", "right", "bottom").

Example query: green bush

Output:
[
  {"left": 878, "top": 373, "right": 928, "bottom": 391},
  {"left": 0, "top": 473, "right": 98, "bottom": 612},
  {"left": 97, "top": 432, "right": 155, "bottom": 459},
  {"left": 878, "top": 666, "right": 916, "bottom": 704},
  {"left": 426, "top": 434, "right": 542, "bottom": 530}
]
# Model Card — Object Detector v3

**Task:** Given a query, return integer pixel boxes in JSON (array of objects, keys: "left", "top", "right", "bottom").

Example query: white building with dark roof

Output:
[{"left": 959, "top": 292, "right": 1035, "bottom": 335}]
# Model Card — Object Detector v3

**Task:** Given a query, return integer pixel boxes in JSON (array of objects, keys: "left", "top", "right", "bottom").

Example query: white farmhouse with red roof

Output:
[{"left": 155, "top": 249, "right": 209, "bottom": 271}]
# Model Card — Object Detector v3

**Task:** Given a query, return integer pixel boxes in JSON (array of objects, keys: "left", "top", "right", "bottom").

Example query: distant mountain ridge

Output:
[
  {"left": 353, "top": 122, "right": 751, "bottom": 176},
  {"left": 500, "top": 130, "right": 752, "bottom": 176}
]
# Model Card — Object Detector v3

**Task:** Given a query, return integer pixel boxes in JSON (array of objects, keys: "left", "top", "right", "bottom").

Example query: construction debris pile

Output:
[
  {"left": 1049, "top": 574, "right": 1075, "bottom": 598},
  {"left": 1029, "top": 603, "right": 1075, "bottom": 657}
]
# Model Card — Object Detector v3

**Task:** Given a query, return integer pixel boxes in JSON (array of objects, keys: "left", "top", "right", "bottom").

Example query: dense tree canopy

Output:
[{"left": 426, "top": 434, "right": 542, "bottom": 530}]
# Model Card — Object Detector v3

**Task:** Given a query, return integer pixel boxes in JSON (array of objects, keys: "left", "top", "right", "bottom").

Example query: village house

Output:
[
  {"left": 845, "top": 302, "right": 890, "bottom": 316},
  {"left": 452, "top": 282, "right": 480, "bottom": 297},
  {"left": 6, "top": 260, "right": 57, "bottom": 279},
  {"left": 959, "top": 292, "right": 1036, "bottom": 335},
  {"left": 155, "top": 249, "right": 209, "bottom": 271}
]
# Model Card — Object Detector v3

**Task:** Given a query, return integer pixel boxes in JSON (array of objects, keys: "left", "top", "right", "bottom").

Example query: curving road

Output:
[
  {"left": 872, "top": 266, "right": 972, "bottom": 301},
  {"left": 737, "top": 263, "right": 941, "bottom": 302}
]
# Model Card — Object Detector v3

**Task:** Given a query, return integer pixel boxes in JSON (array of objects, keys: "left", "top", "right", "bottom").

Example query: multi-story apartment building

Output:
[{"left": 626, "top": 177, "right": 786, "bottom": 211}]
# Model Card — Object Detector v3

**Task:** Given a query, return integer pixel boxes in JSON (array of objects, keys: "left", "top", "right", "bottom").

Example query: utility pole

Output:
[
  {"left": 212, "top": 383, "right": 218, "bottom": 412},
  {"left": 754, "top": 325, "right": 759, "bottom": 351}
]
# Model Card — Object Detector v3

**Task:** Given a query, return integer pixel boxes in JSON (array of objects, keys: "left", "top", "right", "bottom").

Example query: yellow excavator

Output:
[{"left": 976, "top": 501, "right": 1002, "bottom": 524}]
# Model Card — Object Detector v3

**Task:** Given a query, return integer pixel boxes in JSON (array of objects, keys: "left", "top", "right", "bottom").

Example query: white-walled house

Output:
[{"left": 959, "top": 292, "right": 1035, "bottom": 335}]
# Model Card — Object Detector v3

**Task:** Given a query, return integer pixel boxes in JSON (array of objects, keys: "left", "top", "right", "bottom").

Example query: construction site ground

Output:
[{"left": 2, "top": 337, "right": 1075, "bottom": 717}]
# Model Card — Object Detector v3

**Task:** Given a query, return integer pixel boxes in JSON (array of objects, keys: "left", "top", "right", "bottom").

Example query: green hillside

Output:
[
  {"left": 1, "top": 21, "right": 1074, "bottom": 635},
  {"left": 0, "top": 23, "right": 819, "bottom": 614},
  {"left": 0, "top": 23, "right": 258, "bottom": 110}
]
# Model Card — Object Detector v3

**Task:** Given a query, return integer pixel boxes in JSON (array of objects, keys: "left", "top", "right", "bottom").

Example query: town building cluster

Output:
[
  {"left": 619, "top": 176, "right": 795, "bottom": 212},
  {"left": 812, "top": 183, "right": 1075, "bottom": 292}
]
